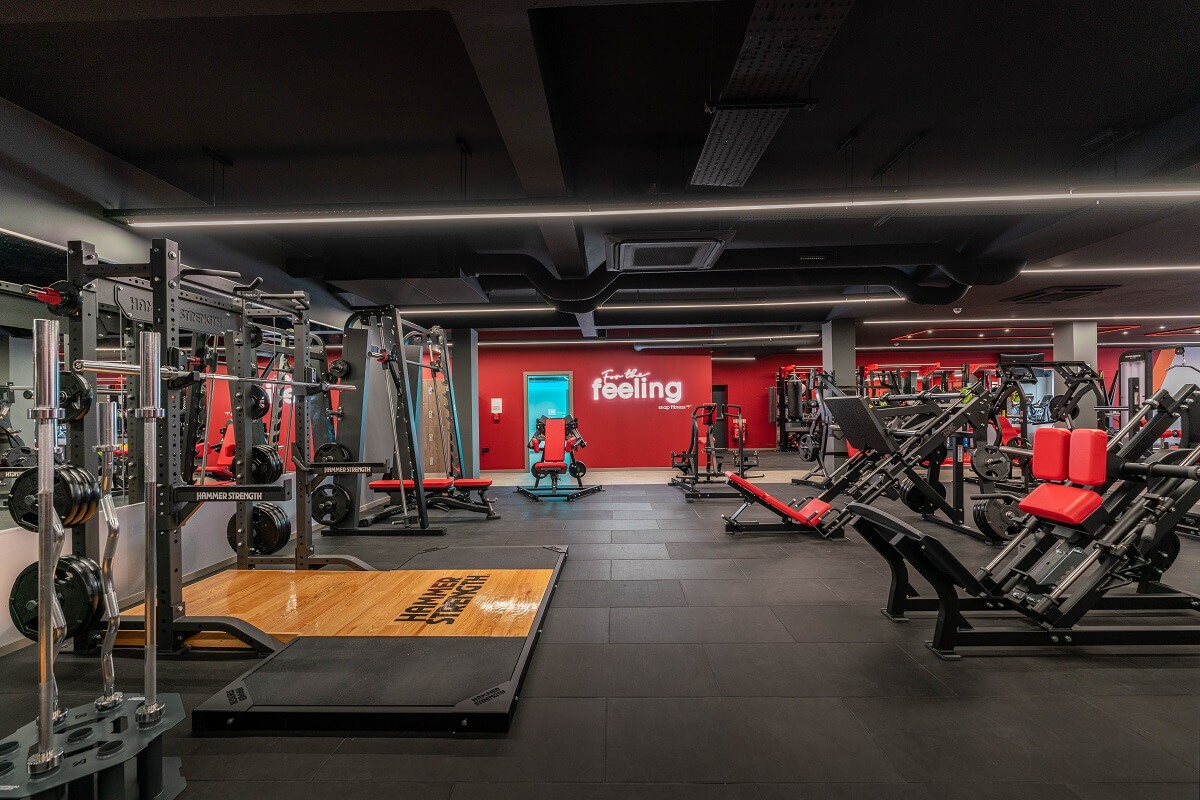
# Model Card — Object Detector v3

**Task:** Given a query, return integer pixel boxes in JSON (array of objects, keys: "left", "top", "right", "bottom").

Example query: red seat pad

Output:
[
  {"left": 725, "top": 472, "right": 817, "bottom": 527},
  {"left": 452, "top": 478, "right": 493, "bottom": 489},
  {"left": 534, "top": 461, "right": 568, "bottom": 472},
  {"left": 795, "top": 498, "right": 831, "bottom": 525},
  {"left": 368, "top": 478, "right": 454, "bottom": 491},
  {"left": 1068, "top": 428, "right": 1108, "bottom": 486},
  {"left": 1030, "top": 427, "right": 1070, "bottom": 482},
  {"left": 1018, "top": 483, "right": 1103, "bottom": 525}
]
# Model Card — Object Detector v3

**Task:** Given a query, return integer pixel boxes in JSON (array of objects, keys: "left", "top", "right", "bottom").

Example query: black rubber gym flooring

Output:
[{"left": 1, "top": 480, "right": 1197, "bottom": 798}]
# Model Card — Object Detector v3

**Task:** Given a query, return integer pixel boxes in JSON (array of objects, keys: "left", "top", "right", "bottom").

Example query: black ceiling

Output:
[{"left": 1, "top": 0, "right": 1199, "bottom": 350}]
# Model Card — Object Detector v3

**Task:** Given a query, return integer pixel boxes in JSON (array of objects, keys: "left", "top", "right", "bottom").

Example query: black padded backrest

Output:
[{"left": 824, "top": 397, "right": 897, "bottom": 454}]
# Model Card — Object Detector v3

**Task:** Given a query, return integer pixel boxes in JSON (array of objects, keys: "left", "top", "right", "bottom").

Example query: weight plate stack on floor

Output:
[{"left": 8, "top": 554, "right": 104, "bottom": 641}]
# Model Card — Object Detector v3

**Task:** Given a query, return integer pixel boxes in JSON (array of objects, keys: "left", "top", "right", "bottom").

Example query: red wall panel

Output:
[{"left": 477, "top": 347, "right": 712, "bottom": 469}]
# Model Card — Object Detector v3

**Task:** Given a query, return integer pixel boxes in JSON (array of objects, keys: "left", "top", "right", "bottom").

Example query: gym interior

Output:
[{"left": 0, "top": 3, "right": 1198, "bottom": 798}]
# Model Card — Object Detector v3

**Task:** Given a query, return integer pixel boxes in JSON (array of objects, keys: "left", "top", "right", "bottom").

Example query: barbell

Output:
[{"left": 71, "top": 359, "right": 357, "bottom": 393}]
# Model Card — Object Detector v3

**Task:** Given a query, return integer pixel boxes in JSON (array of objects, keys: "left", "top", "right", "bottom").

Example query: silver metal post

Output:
[
  {"left": 27, "top": 318, "right": 64, "bottom": 775},
  {"left": 132, "top": 332, "right": 165, "bottom": 726},
  {"left": 94, "top": 400, "right": 123, "bottom": 711}
]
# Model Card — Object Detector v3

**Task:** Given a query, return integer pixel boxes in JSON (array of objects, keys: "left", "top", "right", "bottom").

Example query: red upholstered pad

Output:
[
  {"left": 534, "top": 461, "right": 569, "bottom": 472},
  {"left": 795, "top": 498, "right": 831, "bottom": 525},
  {"left": 725, "top": 472, "right": 818, "bottom": 527},
  {"left": 368, "top": 478, "right": 454, "bottom": 491},
  {"left": 1031, "top": 427, "right": 1070, "bottom": 482},
  {"left": 452, "top": 478, "right": 493, "bottom": 489},
  {"left": 1068, "top": 428, "right": 1108, "bottom": 486},
  {"left": 1018, "top": 482, "right": 1103, "bottom": 525}
]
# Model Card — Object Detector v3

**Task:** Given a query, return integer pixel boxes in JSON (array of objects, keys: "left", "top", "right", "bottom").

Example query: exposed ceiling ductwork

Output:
[
  {"left": 690, "top": 0, "right": 855, "bottom": 187},
  {"left": 464, "top": 244, "right": 1025, "bottom": 313}
]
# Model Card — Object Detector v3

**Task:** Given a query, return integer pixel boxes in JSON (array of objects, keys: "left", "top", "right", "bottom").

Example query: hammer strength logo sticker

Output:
[{"left": 592, "top": 369, "right": 683, "bottom": 404}]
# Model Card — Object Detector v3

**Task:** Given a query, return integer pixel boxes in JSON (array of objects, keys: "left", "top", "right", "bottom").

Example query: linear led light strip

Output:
[
  {"left": 866, "top": 314, "right": 1200, "bottom": 325},
  {"left": 479, "top": 332, "right": 819, "bottom": 347},
  {"left": 398, "top": 295, "right": 900, "bottom": 315},
  {"left": 116, "top": 187, "right": 1200, "bottom": 227},
  {"left": 1023, "top": 264, "right": 1200, "bottom": 274}
]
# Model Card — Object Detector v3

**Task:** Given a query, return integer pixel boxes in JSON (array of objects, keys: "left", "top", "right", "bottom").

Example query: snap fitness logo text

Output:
[{"left": 592, "top": 368, "right": 685, "bottom": 408}]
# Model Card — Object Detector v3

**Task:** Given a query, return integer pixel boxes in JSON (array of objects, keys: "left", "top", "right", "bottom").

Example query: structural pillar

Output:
[
  {"left": 822, "top": 318, "right": 856, "bottom": 467},
  {"left": 1053, "top": 321, "right": 1098, "bottom": 428},
  {"left": 449, "top": 328, "right": 480, "bottom": 477}
]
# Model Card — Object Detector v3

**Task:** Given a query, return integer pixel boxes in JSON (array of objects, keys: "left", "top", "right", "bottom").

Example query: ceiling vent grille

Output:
[
  {"left": 606, "top": 232, "right": 733, "bottom": 272},
  {"left": 1002, "top": 285, "right": 1118, "bottom": 304}
]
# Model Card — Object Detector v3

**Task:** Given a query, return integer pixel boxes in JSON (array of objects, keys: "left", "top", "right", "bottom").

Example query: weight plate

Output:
[
  {"left": 246, "top": 324, "right": 264, "bottom": 349},
  {"left": 326, "top": 358, "right": 351, "bottom": 379},
  {"left": 970, "top": 444, "right": 1012, "bottom": 482},
  {"left": 250, "top": 444, "right": 285, "bottom": 483},
  {"left": 58, "top": 372, "right": 93, "bottom": 423},
  {"left": 797, "top": 433, "right": 819, "bottom": 463},
  {"left": 568, "top": 461, "right": 587, "bottom": 478},
  {"left": 6, "top": 467, "right": 88, "bottom": 532},
  {"left": 8, "top": 555, "right": 103, "bottom": 641},
  {"left": 972, "top": 497, "right": 1021, "bottom": 540},
  {"left": 227, "top": 503, "right": 293, "bottom": 555},
  {"left": 314, "top": 442, "right": 352, "bottom": 464},
  {"left": 310, "top": 484, "right": 352, "bottom": 526},
  {"left": 246, "top": 384, "right": 271, "bottom": 420},
  {"left": 0, "top": 447, "right": 36, "bottom": 469},
  {"left": 899, "top": 479, "right": 947, "bottom": 514}
]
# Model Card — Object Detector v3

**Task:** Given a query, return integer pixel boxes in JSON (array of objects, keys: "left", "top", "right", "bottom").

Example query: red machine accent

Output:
[
  {"left": 725, "top": 472, "right": 819, "bottom": 527},
  {"left": 1030, "top": 427, "right": 1070, "bottom": 482},
  {"left": 1068, "top": 429, "right": 1108, "bottom": 486},
  {"left": 1018, "top": 483, "right": 1103, "bottom": 525}
]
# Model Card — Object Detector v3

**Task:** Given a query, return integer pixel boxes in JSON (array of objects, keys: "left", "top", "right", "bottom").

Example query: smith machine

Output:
[{"left": 312, "top": 307, "right": 480, "bottom": 535}]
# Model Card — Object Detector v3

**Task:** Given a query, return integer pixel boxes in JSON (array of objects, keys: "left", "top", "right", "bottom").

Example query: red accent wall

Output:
[
  {"left": 477, "top": 347, "right": 712, "bottom": 469},
  {"left": 477, "top": 346, "right": 1128, "bottom": 465}
]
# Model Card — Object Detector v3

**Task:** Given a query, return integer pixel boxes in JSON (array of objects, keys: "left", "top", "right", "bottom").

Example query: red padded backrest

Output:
[
  {"left": 1068, "top": 428, "right": 1108, "bottom": 486},
  {"left": 1031, "top": 427, "right": 1070, "bottom": 482},
  {"left": 541, "top": 417, "right": 566, "bottom": 461}
]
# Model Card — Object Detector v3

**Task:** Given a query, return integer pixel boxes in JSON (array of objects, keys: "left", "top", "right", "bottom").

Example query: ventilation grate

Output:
[
  {"left": 690, "top": 0, "right": 855, "bottom": 187},
  {"left": 1002, "top": 285, "right": 1118, "bottom": 304},
  {"left": 606, "top": 232, "right": 734, "bottom": 272}
]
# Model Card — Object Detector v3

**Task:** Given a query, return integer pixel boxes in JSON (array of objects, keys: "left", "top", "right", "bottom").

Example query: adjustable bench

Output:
[
  {"left": 722, "top": 472, "right": 838, "bottom": 537},
  {"left": 367, "top": 476, "right": 500, "bottom": 520}
]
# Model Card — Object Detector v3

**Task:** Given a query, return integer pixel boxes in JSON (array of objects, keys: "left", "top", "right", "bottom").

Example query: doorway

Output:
[
  {"left": 711, "top": 384, "right": 728, "bottom": 448},
  {"left": 525, "top": 373, "right": 571, "bottom": 469}
]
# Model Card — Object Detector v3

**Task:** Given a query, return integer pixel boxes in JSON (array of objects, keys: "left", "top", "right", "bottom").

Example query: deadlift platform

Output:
[{"left": 189, "top": 545, "right": 565, "bottom": 735}]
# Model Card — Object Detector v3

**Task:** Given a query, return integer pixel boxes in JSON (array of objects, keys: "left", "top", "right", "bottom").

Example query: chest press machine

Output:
[
  {"left": 724, "top": 382, "right": 1014, "bottom": 543},
  {"left": 852, "top": 385, "right": 1200, "bottom": 659},
  {"left": 518, "top": 415, "right": 603, "bottom": 502}
]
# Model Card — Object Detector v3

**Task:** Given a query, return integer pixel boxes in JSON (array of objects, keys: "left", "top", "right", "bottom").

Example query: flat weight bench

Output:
[
  {"left": 368, "top": 477, "right": 500, "bottom": 520},
  {"left": 722, "top": 472, "right": 839, "bottom": 538}
]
